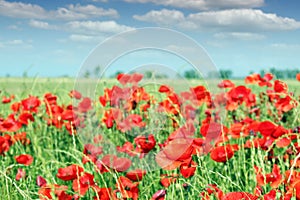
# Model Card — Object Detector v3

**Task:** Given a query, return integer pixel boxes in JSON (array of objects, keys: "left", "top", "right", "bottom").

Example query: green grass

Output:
[
  {"left": 1, "top": 77, "right": 298, "bottom": 97},
  {"left": 0, "top": 77, "right": 299, "bottom": 199}
]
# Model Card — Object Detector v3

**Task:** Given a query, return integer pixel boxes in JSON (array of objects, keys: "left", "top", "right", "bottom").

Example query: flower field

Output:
[{"left": 0, "top": 73, "right": 300, "bottom": 200}]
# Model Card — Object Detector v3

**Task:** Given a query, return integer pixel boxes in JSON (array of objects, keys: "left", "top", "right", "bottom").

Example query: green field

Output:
[
  {"left": 0, "top": 77, "right": 298, "bottom": 96},
  {"left": 0, "top": 77, "right": 299, "bottom": 199}
]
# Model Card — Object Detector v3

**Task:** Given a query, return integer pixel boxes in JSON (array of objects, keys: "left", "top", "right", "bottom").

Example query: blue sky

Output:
[{"left": 0, "top": 0, "right": 300, "bottom": 77}]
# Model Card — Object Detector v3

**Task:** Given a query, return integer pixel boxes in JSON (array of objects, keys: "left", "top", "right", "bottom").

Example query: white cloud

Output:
[
  {"left": 7, "top": 39, "right": 24, "bottom": 45},
  {"left": 91, "top": 0, "right": 108, "bottom": 2},
  {"left": 7, "top": 25, "right": 21, "bottom": 30},
  {"left": 270, "top": 43, "right": 300, "bottom": 49},
  {"left": 29, "top": 20, "right": 56, "bottom": 30},
  {"left": 133, "top": 9, "right": 185, "bottom": 27},
  {"left": 69, "top": 34, "right": 94, "bottom": 42},
  {"left": 133, "top": 9, "right": 184, "bottom": 26},
  {"left": 134, "top": 9, "right": 300, "bottom": 32},
  {"left": 69, "top": 34, "right": 105, "bottom": 42},
  {"left": 0, "top": 0, "right": 47, "bottom": 18},
  {"left": 64, "top": 21, "right": 134, "bottom": 43},
  {"left": 133, "top": 9, "right": 198, "bottom": 29},
  {"left": 188, "top": 9, "right": 300, "bottom": 31},
  {"left": 0, "top": 0, "right": 118, "bottom": 20},
  {"left": 0, "top": 39, "right": 33, "bottom": 48},
  {"left": 67, "top": 20, "right": 134, "bottom": 35},
  {"left": 55, "top": 4, "right": 118, "bottom": 20},
  {"left": 213, "top": 32, "right": 265, "bottom": 40},
  {"left": 124, "top": 0, "right": 264, "bottom": 10}
]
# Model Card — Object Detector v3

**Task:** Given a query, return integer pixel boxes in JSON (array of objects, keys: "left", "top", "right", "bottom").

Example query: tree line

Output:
[{"left": 82, "top": 67, "right": 299, "bottom": 80}]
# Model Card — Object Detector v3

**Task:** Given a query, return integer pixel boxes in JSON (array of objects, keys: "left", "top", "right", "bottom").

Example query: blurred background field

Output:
[{"left": 0, "top": 77, "right": 299, "bottom": 98}]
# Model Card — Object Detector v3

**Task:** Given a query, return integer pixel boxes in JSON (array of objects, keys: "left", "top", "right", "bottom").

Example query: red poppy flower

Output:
[
  {"left": 116, "top": 176, "right": 139, "bottom": 200},
  {"left": 82, "top": 144, "right": 103, "bottom": 164},
  {"left": 134, "top": 134, "right": 156, "bottom": 155},
  {"left": 61, "top": 110, "right": 76, "bottom": 121},
  {"left": 210, "top": 144, "right": 237, "bottom": 163},
  {"left": 16, "top": 168, "right": 26, "bottom": 181},
  {"left": 182, "top": 104, "right": 197, "bottom": 120},
  {"left": 102, "top": 110, "right": 114, "bottom": 129},
  {"left": 245, "top": 73, "right": 273, "bottom": 87},
  {"left": 110, "top": 85, "right": 129, "bottom": 106},
  {"left": 18, "top": 112, "right": 34, "bottom": 125},
  {"left": 102, "top": 154, "right": 132, "bottom": 172},
  {"left": 158, "top": 99, "right": 179, "bottom": 115},
  {"left": 69, "top": 90, "right": 82, "bottom": 99},
  {"left": 269, "top": 164, "right": 283, "bottom": 188},
  {"left": 245, "top": 137, "right": 269, "bottom": 149},
  {"left": 15, "top": 154, "right": 33, "bottom": 166},
  {"left": 38, "top": 184, "right": 70, "bottom": 200},
  {"left": 264, "top": 73, "right": 274, "bottom": 81},
  {"left": 262, "top": 189, "right": 277, "bottom": 200},
  {"left": 21, "top": 96, "right": 41, "bottom": 113},
  {"left": 117, "top": 73, "right": 131, "bottom": 85},
  {"left": 254, "top": 164, "right": 282, "bottom": 188},
  {"left": 200, "top": 184, "right": 224, "bottom": 199},
  {"left": 117, "top": 141, "right": 138, "bottom": 157},
  {"left": 117, "top": 114, "right": 146, "bottom": 132},
  {"left": 99, "top": 96, "right": 106, "bottom": 107},
  {"left": 288, "top": 181, "right": 300, "bottom": 199},
  {"left": 160, "top": 174, "right": 178, "bottom": 188},
  {"left": 11, "top": 102, "right": 21, "bottom": 113},
  {"left": 164, "top": 139, "right": 193, "bottom": 160},
  {"left": 257, "top": 121, "right": 277, "bottom": 137},
  {"left": 180, "top": 160, "right": 197, "bottom": 178},
  {"left": 117, "top": 73, "right": 144, "bottom": 85},
  {"left": 297, "top": 73, "right": 300, "bottom": 81},
  {"left": 152, "top": 189, "right": 166, "bottom": 200},
  {"left": 200, "top": 122, "right": 222, "bottom": 138},
  {"left": 130, "top": 73, "right": 143, "bottom": 84},
  {"left": 84, "top": 144, "right": 103, "bottom": 157},
  {"left": 72, "top": 172, "right": 95, "bottom": 196},
  {"left": 253, "top": 185, "right": 263, "bottom": 196},
  {"left": 156, "top": 150, "right": 182, "bottom": 171},
  {"left": 222, "top": 192, "right": 258, "bottom": 200},
  {"left": 201, "top": 122, "right": 226, "bottom": 152},
  {"left": 38, "top": 185, "right": 54, "bottom": 200},
  {"left": 245, "top": 73, "right": 261, "bottom": 84},
  {"left": 275, "top": 95, "right": 296, "bottom": 112},
  {"left": 191, "top": 85, "right": 210, "bottom": 103},
  {"left": 78, "top": 97, "right": 92, "bottom": 113},
  {"left": 167, "top": 121, "right": 195, "bottom": 141},
  {"left": 56, "top": 164, "right": 84, "bottom": 181},
  {"left": 156, "top": 138, "right": 193, "bottom": 170},
  {"left": 100, "top": 88, "right": 113, "bottom": 106},
  {"left": 0, "top": 135, "right": 11, "bottom": 154},
  {"left": 217, "top": 80, "right": 235, "bottom": 88},
  {"left": 36, "top": 175, "right": 47, "bottom": 187},
  {"left": 11, "top": 132, "right": 30, "bottom": 145},
  {"left": 276, "top": 137, "right": 291, "bottom": 148},
  {"left": 126, "top": 169, "right": 147, "bottom": 181},
  {"left": 274, "top": 80, "right": 288, "bottom": 93},
  {"left": 2, "top": 96, "right": 12, "bottom": 104},
  {"left": 0, "top": 114, "right": 22, "bottom": 132},
  {"left": 44, "top": 93, "right": 57, "bottom": 106},
  {"left": 159, "top": 85, "right": 172, "bottom": 93},
  {"left": 94, "top": 187, "right": 112, "bottom": 200},
  {"left": 229, "top": 86, "right": 252, "bottom": 100},
  {"left": 229, "top": 123, "right": 245, "bottom": 138},
  {"left": 168, "top": 94, "right": 180, "bottom": 107},
  {"left": 226, "top": 85, "right": 256, "bottom": 110},
  {"left": 192, "top": 138, "right": 205, "bottom": 155}
]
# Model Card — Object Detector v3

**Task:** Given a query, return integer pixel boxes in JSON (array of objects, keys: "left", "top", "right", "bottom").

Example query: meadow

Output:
[{"left": 0, "top": 74, "right": 299, "bottom": 200}]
